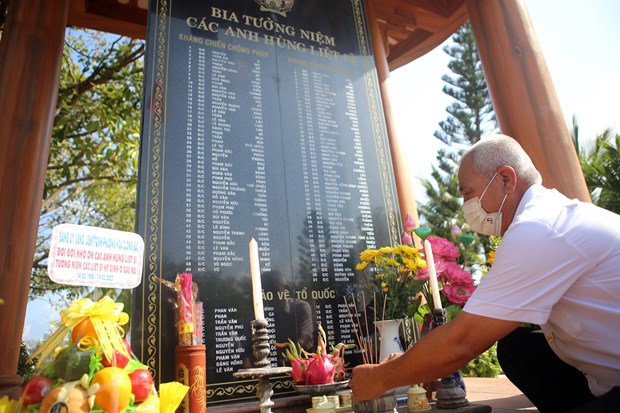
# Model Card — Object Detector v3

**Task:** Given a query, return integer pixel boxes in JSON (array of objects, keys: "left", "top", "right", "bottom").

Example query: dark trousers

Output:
[{"left": 497, "top": 327, "right": 620, "bottom": 412}]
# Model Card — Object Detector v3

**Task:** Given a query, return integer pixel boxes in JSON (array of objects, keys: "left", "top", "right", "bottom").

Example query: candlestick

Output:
[
  {"left": 432, "top": 308, "right": 469, "bottom": 409},
  {"left": 423, "top": 239, "right": 442, "bottom": 310},
  {"left": 233, "top": 318, "right": 292, "bottom": 413},
  {"left": 249, "top": 237, "right": 264, "bottom": 320}
]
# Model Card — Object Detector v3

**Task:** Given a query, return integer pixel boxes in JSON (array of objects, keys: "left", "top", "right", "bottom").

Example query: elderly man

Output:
[{"left": 349, "top": 134, "right": 620, "bottom": 412}]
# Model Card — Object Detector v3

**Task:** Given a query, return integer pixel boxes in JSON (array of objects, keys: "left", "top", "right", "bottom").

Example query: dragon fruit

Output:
[
  {"left": 306, "top": 352, "right": 335, "bottom": 385},
  {"left": 330, "top": 343, "right": 347, "bottom": 382},
  {"left": 279, "top": 339, "right": 310, "bottom": 384},
  {"left": 290, "top": 357, "right": 310, "bottom": 384},
  {"left": 278, "top": 324, "right": 353, "bottom": 385}
]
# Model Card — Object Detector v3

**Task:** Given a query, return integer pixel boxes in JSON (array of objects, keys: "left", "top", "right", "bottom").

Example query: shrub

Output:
[{"left": 461, "top": 343, "right": 502, "bottom": 378}]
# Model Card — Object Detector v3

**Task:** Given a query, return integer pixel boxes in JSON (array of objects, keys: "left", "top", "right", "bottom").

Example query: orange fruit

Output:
[
  {"left": 91, "top": 367, "right": 132, "bottom": 413},
  {"left": 71, "top": 318, "right": 99, "bottom": 345}
]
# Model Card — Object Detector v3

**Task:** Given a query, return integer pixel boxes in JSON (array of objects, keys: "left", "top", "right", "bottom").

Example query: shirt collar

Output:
[{"left": 513, "top": 184, "right": 545, "bottom": 219}]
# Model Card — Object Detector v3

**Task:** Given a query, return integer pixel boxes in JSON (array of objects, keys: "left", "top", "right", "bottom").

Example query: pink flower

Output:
[
  {"left": 404, "top": 214, "right": 417, "bottom": 232},
  {"left": 428, "top": 236, "right": 460, "bottom": 261},
  {"left": 441, "top": 261, "right": 474, "bottom": 284},
  {"left": 401, "top": 231, "right": 413, "bottom": 246},
  {"left": 450, "top": 225, "right": 462, "bottom": 241},
  {"left": 414, "top": 267, "right": 429, "bottom": 281},
  {"left": 414, "top": 258, "right": 448, "bottom": 281},
  {"left": 443, "top": 282, "right": 476, "bottom": 305}
]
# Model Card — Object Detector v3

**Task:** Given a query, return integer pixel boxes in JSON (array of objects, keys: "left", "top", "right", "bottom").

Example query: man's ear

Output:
[{"left": 498, "top": 165, "right": 517, "bottom": 194}]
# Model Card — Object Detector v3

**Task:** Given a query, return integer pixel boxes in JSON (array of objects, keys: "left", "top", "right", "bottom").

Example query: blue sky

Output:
[
  {"left": 390, "top": 0, "right": 620, "bottom": 203},
  {"left": 22, "top": 1, "right": 620, "bottom": 342}
]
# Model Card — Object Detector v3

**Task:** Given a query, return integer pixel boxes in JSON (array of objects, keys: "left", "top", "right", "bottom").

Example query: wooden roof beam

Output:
[
  {"left": 373, "top": 0, "right": 456, "bottom": 19},
  {"left": 403, "top": 0, "right": 462, "bottom": 18},
  {"left": 386, "top": 1, "right": 467, "bottom": 70},
  {"left": 67, "top": 0, "right": 146, "bottom": 39},
  {"left": 372, "top": 2, "right": 451, "bottom": 33}
]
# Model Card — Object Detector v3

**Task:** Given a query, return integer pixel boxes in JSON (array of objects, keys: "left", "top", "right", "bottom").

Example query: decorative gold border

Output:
[
  {"left": 141, "top": 0, "right": 170, "bottom": 383},
  {"left": 353, "top": 0, "right": 400, "bottom": 245},
  {"left": 207, "top": 376, "right": 294, "bottom": 404}
]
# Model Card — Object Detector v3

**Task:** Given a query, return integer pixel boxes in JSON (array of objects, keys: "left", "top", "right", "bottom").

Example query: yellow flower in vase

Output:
[{"left": 355, "top": 244, "right": 427, "bottom": 320}]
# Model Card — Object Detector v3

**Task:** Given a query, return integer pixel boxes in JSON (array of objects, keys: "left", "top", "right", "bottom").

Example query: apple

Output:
[
  {"left": 102, "top": 338, "right": 132, "bottom": 368},
  {"left": 22, "top": 375, "right": 53, "bottom": 406},
  {"left": 129, "top": 369, "right": 153, "bottom": 402}
]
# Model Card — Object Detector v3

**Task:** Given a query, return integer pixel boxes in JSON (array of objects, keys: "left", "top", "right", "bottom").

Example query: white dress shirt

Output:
[{"left": 464, "top": 184, "right": 620, "bottom": 396}]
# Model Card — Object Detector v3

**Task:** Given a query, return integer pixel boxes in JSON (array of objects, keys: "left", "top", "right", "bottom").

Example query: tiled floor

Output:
[{"left": 462, "top": 377, "right": 539, "bottom": 412}]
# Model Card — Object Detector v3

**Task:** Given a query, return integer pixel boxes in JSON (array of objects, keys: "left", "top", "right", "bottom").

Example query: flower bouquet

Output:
[
  {"left": 410, "top": 222, "right": 477, "bottom": 324},
  {"left": 355, "top": 215, "right": 478, "bottom": 333},
  {"left": 355, "top": 244, "right": 427, "bottom": 321}
]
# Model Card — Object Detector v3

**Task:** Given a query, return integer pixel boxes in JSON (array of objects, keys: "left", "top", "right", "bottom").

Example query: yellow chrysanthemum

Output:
[
  {"left": 386, "top": 258, "right": 399, "bottom": 267},
  {"left": 356, "top": 242, "right": 433, "bottom": 319},
  {"left": 488, "top": 250, "right": 496, "bottom": 265},
  {"left": 401, "top": 257, "right": 415, "bottom": 268},
  {"left": 356, "top": 261, "right": 368, "bottom": 271},
  {"left": 360, "top": 249, "right": 381, "bottom": 261},
  {"left": 415, "top": 256, "right": 427, "bottom": 269}
]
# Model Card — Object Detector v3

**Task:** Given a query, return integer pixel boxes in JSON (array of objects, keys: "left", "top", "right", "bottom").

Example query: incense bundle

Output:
[{"left": 159, "top": 273, "right": 199, "bottom": 346}]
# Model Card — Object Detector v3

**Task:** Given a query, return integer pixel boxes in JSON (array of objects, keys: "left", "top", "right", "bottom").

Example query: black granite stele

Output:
[{"left": 134, "top": 0, "right": 401, "bottom": 407}]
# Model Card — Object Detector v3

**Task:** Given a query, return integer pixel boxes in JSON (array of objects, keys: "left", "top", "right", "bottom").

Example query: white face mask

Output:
[{"left": 462, "top": 172, "right": 508, "bottom": 237}]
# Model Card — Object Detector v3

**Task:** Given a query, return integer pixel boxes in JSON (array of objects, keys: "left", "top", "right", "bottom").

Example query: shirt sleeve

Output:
[{"left": 464, "top": 219, "right": 591, "bottom": 325}]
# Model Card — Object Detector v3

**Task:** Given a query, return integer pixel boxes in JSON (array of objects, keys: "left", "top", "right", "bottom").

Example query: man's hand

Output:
[
  {"left": 349, "top": 364, "right": 388, "bottom": 402},
  {"left": 349, "top": 313, "right": 520, "bottom": 402}
]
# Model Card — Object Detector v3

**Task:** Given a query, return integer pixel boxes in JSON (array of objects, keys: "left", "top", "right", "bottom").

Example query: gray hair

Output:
[{"left": 461, "top": 134, "right": 542, "bottom": 186}]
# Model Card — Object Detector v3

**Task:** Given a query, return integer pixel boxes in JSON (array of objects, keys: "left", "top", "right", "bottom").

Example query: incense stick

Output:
[
  {"left": 373, "top": 291, "right": 378, "bottom": 364},
  {"left": 378, "top": 296, "right": 387, "bottom": 362},
  {"left": 343, "top": 295, "right": 367, "bottom": 364},
  {"left": 351, "top": 294, "right": 367, "bottom": 364},
  {"left": 362, "top": 292, "right": 373, "bottom": 365}
]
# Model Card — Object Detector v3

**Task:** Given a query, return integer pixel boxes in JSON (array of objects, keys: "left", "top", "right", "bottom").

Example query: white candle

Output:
[
  {"left": 424, "top": 239, "right": 443, "bottom": 310},
  {"left": 249, "top": 237, "right": 264, "bottom": 320}
]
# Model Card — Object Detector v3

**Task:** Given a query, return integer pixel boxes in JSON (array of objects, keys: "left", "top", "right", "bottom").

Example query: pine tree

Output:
[
  {"left": 418, "top": 22, "right": 496, "bottom": 247},
  {"left": 418, "top": 23, "right": 502, "bottom": 378}
]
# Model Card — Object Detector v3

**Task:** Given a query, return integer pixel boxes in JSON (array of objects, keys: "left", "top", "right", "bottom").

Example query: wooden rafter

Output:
[{"left": 57, "top": 0, "right": 467, "bottom": 69}]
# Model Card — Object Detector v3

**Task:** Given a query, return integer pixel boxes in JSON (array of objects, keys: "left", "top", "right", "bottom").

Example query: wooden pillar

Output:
[
  {"left": 366, "top": 0, "right": 420, "bottom": 227},
  {"left": 0, "top": 0, "right": 68, "bottom": 396},
  {"left": 465, "top": 0, "right": 590, "bottom": 202}
]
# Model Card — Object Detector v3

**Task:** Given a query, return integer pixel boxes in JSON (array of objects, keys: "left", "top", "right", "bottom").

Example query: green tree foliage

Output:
[
  {"left": 17, "top": 342, "right": 38, "bottom": 381},
  {"left": 419, "top": 24, "right": 501, "bottom": 377},
  {"left": 434, "top": 24, "right": 495, "bottom": 149},
  {"left": 571, "top": 119, "right": 620, "bottom": 214},
  {"left": 418, "top": 23, "right": 496, "bottom": 261},
  {"left": 30, "top": 29, "right": 144, "bottom": 300}
]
